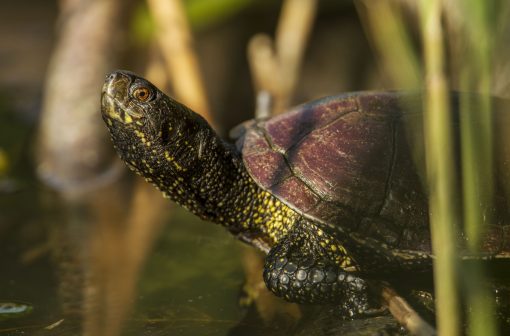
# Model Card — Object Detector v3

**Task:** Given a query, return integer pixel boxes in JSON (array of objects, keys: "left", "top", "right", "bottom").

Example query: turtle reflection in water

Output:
[{"left": 101, "top": 70, "right": 510, "bottom": 317}]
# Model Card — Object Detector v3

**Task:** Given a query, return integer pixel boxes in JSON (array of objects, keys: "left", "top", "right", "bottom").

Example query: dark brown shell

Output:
[{"left": 237, "top": 92, "right": 431, "bottom": 250}]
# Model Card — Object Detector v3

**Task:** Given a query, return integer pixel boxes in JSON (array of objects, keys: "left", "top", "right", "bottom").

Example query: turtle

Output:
[{"left": 100, "top": 70, "right": 510, "bottom": 316}]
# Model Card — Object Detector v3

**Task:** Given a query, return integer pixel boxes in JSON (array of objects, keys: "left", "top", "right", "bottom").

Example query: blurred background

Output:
[{"left": 0, "top": 0, "right": 509, "bottom": 335}]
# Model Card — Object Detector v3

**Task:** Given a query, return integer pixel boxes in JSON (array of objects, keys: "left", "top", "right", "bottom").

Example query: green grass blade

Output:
[{"left": 420, "top": 1, "right": 461, "bottom": 335}]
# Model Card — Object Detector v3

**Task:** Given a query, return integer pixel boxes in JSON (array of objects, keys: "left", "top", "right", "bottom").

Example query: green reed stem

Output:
[
  {"left": 459, "top": 1, "right": 497, "bottom": 335},
  {"left": 460, "top": 0, "right": 494, "bottom": 251},
  {"left": 420, "top": 1, "right": 461, "bottom": 335}
]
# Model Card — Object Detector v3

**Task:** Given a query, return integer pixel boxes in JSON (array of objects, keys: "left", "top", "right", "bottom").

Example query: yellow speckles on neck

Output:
[
  {"left": 161, "top": 151, "right": 187, "bottom": 172},
  {"left": 253, "top": 191, "right": 299, "bottom": 244},
  {"left": 164, "top": 151, "right": 173, "bottom": 161},
  {"left": 126, "top": 162, "right": 137, "bottom": 172},
  {"left": 173, "top": 161, "right": 185, "bottom": 171},
  {"left": 141, "top": 159, "right": 154, "bottom": 174},
  {"left": 133, "top": 129, "right": 151, "bottom": 147}
]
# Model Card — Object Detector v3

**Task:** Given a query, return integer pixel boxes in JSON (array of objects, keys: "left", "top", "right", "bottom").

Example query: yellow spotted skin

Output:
[{"left": 101, "top": 71, "right": 417, "bottom": 316}]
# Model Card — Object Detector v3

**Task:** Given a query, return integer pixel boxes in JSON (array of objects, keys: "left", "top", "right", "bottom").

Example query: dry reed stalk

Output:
[
  {"left": 146, "top": 0, "right": 211, "bottom": 121},
  {"left": 248, "top": 0, "right": 318, "bottom": 116}
]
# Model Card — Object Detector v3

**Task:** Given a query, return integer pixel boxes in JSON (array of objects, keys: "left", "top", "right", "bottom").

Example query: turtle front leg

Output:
[{"left": 262, "top": 226, "right": 378, "bottom": 317}]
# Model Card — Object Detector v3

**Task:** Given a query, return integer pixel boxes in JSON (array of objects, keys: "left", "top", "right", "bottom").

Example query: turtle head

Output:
[
  {"left": 101, "top": 70, "right": 159, "bottom": 127},
  {"left": 101, "top": 70, "right": 214, "bottom": 182}
]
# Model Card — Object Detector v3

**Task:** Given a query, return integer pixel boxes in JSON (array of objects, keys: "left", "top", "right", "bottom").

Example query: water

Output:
[{"left": 0, "top": 171, "right": 254, "bottom": 335}]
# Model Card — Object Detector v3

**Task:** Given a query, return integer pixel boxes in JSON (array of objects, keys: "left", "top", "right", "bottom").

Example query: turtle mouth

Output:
[
  {"left": 101, "top": 71, "right": 142, "bottom": 124},
  {"left": 101, "top": 91, "right": 133, "bottom": 125}
]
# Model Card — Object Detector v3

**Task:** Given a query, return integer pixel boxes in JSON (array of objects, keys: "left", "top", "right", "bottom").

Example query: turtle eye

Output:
[{"left": 132, "top": 86, "right": 153, "bottom": 102}]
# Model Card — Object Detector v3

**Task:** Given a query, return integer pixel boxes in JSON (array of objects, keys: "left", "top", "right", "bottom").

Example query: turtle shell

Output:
[{"left": 236, "top": 92, "right": 431, "bottom": 250}]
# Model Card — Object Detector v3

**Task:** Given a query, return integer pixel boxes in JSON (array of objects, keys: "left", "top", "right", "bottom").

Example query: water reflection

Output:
[
  {"left": 46, "top": 177, "right": 163, "bottom": 336},
  {"left": 0, "top": 167, "right": 264, "bottom": 334}
]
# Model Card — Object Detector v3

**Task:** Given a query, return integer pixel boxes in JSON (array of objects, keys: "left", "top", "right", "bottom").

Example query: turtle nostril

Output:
[{"left": 105, "top": 72, "right": 116, "bottom": 82}]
